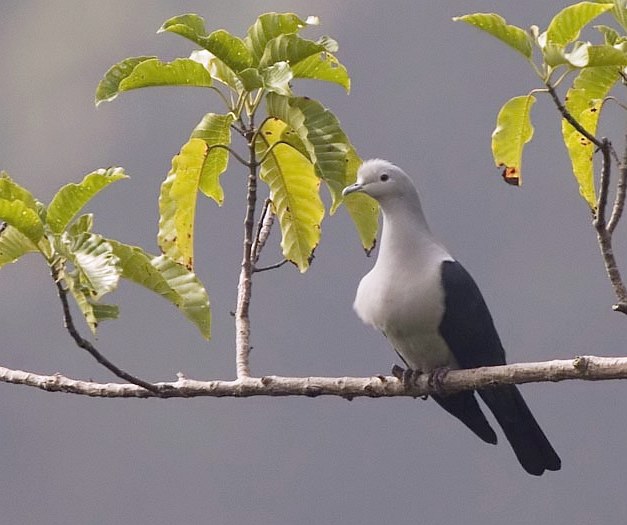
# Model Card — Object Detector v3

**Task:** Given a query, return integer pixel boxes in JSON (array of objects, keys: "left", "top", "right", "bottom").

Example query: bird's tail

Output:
[
  {"left": 479, "top": 385, "right": 561, "bottom": 476},
  {"left": 432, "top": 390, "right": 497, "bottom": 445}
]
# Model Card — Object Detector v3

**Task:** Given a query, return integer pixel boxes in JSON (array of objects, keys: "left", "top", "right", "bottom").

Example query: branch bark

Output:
[{"left": 2, "top": 356, "right": 627, "bottom": 398}]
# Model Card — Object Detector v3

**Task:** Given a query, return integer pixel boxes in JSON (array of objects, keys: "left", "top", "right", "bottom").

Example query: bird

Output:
[{"left": 342, "top": 159, "right": 561, "bottom": 476}]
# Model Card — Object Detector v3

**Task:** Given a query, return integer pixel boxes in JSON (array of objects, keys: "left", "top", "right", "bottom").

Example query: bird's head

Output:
[{"left": 342, "top": 159, "right": 418, "bottom": 203}]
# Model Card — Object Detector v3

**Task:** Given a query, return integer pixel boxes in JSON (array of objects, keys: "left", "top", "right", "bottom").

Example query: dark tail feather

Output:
[
  {"left": 432, "top": 390, "right": 497, "bottom": 445},
  {"left": 479, "top": 385, "right": 561, "bottom": 476}
]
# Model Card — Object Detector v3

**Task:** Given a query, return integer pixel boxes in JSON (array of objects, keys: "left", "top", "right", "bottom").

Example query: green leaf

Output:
[
  {"left": 566, "top": 42, "right": 627, "bottom": 67},
  {"left": 190, "top": 50, "right": 243, "bottom": 91},
  {"left": 491, "top": 95, "right": 536, "bottom": 186},
  {"left": 562, "top": 66, "right": 620, "bottom": 208},
  {"left": 259, "top": 33, "right": 325, "bottom": 68},
  {"left": 261, "top": 61, "right": 293, "bottom": 95},
  {"left": 61, "top": 233, "right": 121, "bottom": 300},
  {"left": 110, "top": 240, "right": 211, "bottom": 340},
  {"left": 0, "top": 171, "right": 39, "bottom": 211},
  {"left": 0, "top": 225, "right": 37, "bottom": 268},
  {"left": 238, "top": 68, "right": 265, "bottom": 91},
  {"left": 266, "top": 93, "right": 349, "bottom": 211},
  {"left": 96, "top": 58, "right": 213, "bottom": 105},
  {"left": 595, "top": 24, "right": 623, "bottom": 44},
  {"left": 245, "top": 13, "right": 310, "bottom": 65},
  {"left": 159, "top": 14, "right": 252, "bottom": 73},
  {"left": 545, "top": 2, "right": 614, "bottom": 46},
  {"left": 47, "top": 168, "right": 127, "bottom": 234},
  {"left": 342, "top": 146, "right": 379, "bottom": 254},
  {"left": 0, "top": 199, "right": 44, "bottom": 243},
  {"left": 453, "top": 13, "right": 533, "bottom": 59},
  {"left": 291, "top": 50, "right": 350, "bottom": 92},
  {"left": 64, "top": 270, "right": 119, "bottom": 334},
  {"left": 190, "top": 113, "right": 234, "bottom": 204},
  {"left": 67, "top": 214, "right": 94, "bottom": 236},
  {"left": 255, "top": 117, "right": 324, "bottom": 272}
]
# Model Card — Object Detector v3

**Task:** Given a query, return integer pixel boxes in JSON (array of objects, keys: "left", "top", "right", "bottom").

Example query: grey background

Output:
[{"left": 1, "top": 1, "right": 626, "bottom": 523}]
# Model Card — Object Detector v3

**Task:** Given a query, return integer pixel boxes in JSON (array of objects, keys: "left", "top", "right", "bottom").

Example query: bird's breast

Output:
[{"left": 353, "top": 260, "right": 456, "bottom": 371}]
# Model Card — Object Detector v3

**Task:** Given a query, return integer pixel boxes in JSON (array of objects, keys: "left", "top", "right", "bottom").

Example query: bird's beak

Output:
[{"left": 342, "top": 182, "right": 363, "bottom": 196}]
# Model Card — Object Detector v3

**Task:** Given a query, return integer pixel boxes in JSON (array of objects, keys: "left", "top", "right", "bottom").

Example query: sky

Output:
[{"left": 1, "top": 1, "right": 626, "bottom": 523}]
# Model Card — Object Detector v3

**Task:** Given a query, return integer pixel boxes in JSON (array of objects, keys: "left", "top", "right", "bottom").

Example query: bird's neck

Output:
[{"left": 377, "top": 195, "right": 449, "bottom": 265}]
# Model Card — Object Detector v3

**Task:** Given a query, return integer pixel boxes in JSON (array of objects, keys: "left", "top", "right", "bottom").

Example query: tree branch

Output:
[
  {"left": 51, "top": 265, "right": 164, "bottom": 395},
  {"left": 2, "top": 356, "right": 627, "bottom": 398},
  {"left": 234, "top": 127, "right": 258, "bottom": 379}
]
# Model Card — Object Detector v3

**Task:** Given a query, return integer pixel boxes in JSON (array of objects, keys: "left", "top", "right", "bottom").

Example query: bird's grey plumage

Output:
[{"left": 343, "top": 159, "right": 561, "bottom": 475}]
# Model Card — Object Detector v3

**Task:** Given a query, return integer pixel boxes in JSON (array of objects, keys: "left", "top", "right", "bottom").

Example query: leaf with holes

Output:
[{"left": 562, "top": 66, "right": 620, "bottom": 209}]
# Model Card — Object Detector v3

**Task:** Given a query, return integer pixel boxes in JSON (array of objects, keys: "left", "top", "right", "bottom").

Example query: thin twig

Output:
[
  {"left": 3, "top": 356, "right": 627, "bottom": 398},
  {"left": 608, "top": 130, "right": 627, "bottom": 234},
  {"left": 253, "top": 259, "right": 288, "bottom": 273},
  {"left": 251, "top": 198, "right": 275, "bottom": 264},
  {"left": 595, "top": 138, "right": 612, "bottom": 227},
  {"left": 207, "top": 144, "right": 250, "bottom": 167},
  {"left": 50, "top": 265, "right": 164, "bottom": 395},
  {"left": 546, "top": 83, "right": 603, "bottom": 149}
]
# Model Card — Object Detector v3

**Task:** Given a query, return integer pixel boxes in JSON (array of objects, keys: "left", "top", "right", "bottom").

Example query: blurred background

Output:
[{"left": 1, "top": 1, "right": 626, "bottom": 523}]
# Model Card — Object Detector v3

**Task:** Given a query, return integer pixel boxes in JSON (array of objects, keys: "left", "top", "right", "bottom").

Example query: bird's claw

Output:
[{"left": 428, "top": 366, "right": 451, "bottom": 395}]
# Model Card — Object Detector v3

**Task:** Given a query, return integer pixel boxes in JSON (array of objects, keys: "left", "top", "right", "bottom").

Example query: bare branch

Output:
[
  {"left": 251, "top": 198, "right": 275, "bottom": 264},
  {"left": 234, "top": 129, "right": 258, "bottom": 379},
  {"left": 608, "top": 131, "right": 627, "bottom": 233},
  {"left": 2, "top": 356, "right": 627, "bottom": 399},
  {"left": 50, "top": 265, "right": 164, "bottom": 395}
]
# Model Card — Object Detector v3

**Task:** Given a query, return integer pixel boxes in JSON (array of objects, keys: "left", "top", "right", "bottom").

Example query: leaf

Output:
[
  {"left": 255, "top": 117, "right": 324, "bottom": 272},
  {"left": 67, "top": 214, "right": 94, "bottom": 236},
  {"left": 562, "top": 66, "right": 620, "bottom": 208},
  {"left": 0, "top": 225, "right": 37, "bottom": 268},
  {"left": 261, "top": 61, "right": 293, "bottom": 95},
  {"left": 259, "top": 33, "right": 326, "bottom": 68},
  {"left": 566, "top": 43, "right": 627, "bottom": 67},
  {"left": 190, "top": 113, "right": 234, "bottom": 204},
  {"left": 341, "top": 146, "right": 379, "bottom": 254},
  {"left": 291, "top": 50, "right": 350, "bottom": 92},
  {"left": 158, "top": 113, "right": 234, "bottom": 268},
  {"left": 266, "top": 93, "right": 349, "bottom": 211},
  {"left": 61, "top": 233, "right": 121, "bottom": 300},
  {"left": 95, "top": 56, "right": 155, "bottom": 105},
  {"left": 567, "top": 43, "right": 627, "bottom": 67},
  {"left": 95, "top": 58, "right": 213, "bottom": 105},
  {"left": 159, "top": 14, "right": 252, "bottom": 73},
  {"left": 46, "top": 168, "right": 127, "bottom": 234},
  {"left": 245, "top": 13, "right": 310, "bottom": 65},
  {"left": 453, "top": 13, "right": 533, "bottom": 59},
  {"left": 595, "top": 24, "right": 623, "bottom": 44},
  {"left": 110, "top": 240, "right": 211, "bottom": 340},
  {"left": 545, "top": 2, "right": 614, "bottom": 46},
  {"left": 491, "top": 95, "right": 536, "bottom": 186},
  {"left": 158, "top": 139, "right": 205, "bottom": 269},
  {"left": 0, "top": 171, "right": 39, "bottom": 211},
  {"left": 190, "top": 50, "right": 243, "bottom": 92},
  {"left": 64, "top": 271, "right": 119, "bottom": 334},
  {"left": 0, "top": 199, "right": 44, "bottom": 243}
]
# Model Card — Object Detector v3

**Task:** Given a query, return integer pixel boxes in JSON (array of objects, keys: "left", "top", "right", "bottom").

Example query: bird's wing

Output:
[{"left": 438, "top": 260, "right": 507, "bottom": 369}]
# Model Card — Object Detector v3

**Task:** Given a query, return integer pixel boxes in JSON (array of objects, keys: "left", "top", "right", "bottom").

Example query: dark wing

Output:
[{"left": 438, "top": 260, "right": 561, "bottom": 475}]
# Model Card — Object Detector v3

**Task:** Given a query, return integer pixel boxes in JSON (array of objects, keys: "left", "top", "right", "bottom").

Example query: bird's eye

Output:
[{"left": 380, "top": 173, "right": 389, "bottom": 182}]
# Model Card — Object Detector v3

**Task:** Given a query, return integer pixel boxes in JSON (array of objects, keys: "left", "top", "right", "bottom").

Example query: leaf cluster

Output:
[
  {"left": 455, "top": 1, "right": 627, "bottom": 209},
  {"left": 0, "top": 170, "right": 211, "bottom": 339},
  {"left": 96, "top": 12, "right": 379, "bottom": 276}
]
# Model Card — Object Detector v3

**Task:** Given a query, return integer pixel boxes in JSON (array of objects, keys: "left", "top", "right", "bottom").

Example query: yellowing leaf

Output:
[
  {"left": 491, "top": 95, "right": 536, "bottom": 186},
  {"left": 255, "top": 118, "right": 324, "bottom": 272},
  {"left": 562, "top": 66, "right": 619, "bottom": 209}
]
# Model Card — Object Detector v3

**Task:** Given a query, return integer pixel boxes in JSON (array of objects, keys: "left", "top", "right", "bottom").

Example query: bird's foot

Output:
[
  {"left": 427, "top": 366, "right": 451, "bottom": 395},
  {"left": 391, "top": 364, "right": 428, "bottom": 399}
]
